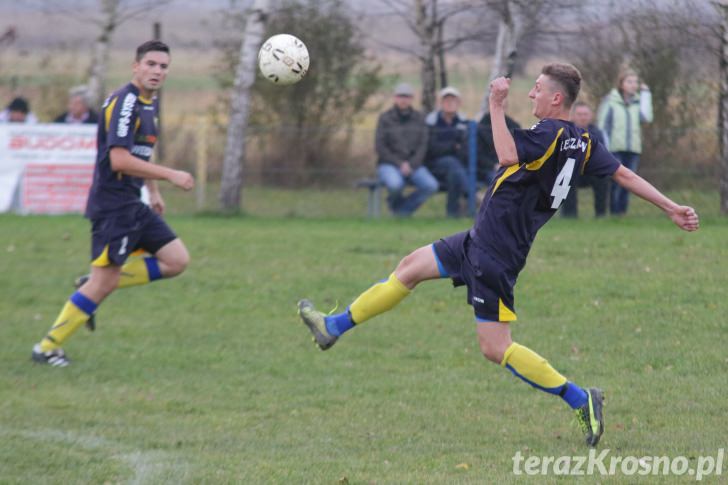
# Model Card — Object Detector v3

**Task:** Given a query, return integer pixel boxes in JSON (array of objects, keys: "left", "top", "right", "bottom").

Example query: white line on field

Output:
[{"left": 0, "top": 427, "right": 191, "bottom": 484}]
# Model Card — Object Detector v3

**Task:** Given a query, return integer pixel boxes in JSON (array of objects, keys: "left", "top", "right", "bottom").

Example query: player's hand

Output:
[
  {"left": 169, "top": 170, "right": 195, "bottom": 191},
  {"left": 489, "top": 77, "right": 511, "bottom": 105},
  {"left": 400, "top": 161, "right": 412, "bottom": 177},
  {"left": 668, "top": 205, "right": 699, "bottom": 232},
  {"left": 149, "top": 190, "right": 165, "bottom": 215}
]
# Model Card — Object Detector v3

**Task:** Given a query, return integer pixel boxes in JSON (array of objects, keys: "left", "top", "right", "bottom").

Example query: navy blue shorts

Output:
[
  {"left": 90, "top": 203, "right": 177, "bottom": 267},
  {"left": 432, "top": 230, "right": 518, "bottom": 322}
]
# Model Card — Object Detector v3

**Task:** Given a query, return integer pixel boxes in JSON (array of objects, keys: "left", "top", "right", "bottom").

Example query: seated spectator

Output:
[
  {"left": 561, "top": 101, "right": 609, "bottom": 218},
  {"left": 54, "top": 86, "right": 98, "bottom": 124},
  {"left": 0, "top": 96, "right": 38, "bottom": 123},
  {"left": 375, "top": 83, "right": 438, "bottom": 217},
  {"left": 424, "top": 86, "right": 469, "bottom": 218},
  {"left": 476, "top": 99, "right": 520, "bottom": 186}
]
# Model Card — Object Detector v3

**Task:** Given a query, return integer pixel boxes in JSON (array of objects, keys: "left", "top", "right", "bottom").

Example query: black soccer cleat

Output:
[
  {"left": 31, "top": 344, "right": 70, "bottom": 367},
  {"left": 74, "top": 274, "right": 96, "bottom": 331},
  {"left": 574, "top": 387, "right": 605, "bottom": 447},
  {"left": 297, "top": 299, "right": 338, "bottom": 350}
]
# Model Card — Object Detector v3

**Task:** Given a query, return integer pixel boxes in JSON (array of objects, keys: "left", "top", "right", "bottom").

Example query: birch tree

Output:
[
  {"left": 719, "top": 0, "right": 728, "bottom": 214},
  {"left": 219, "top": 0, "right": 268, "bottom": 212}
]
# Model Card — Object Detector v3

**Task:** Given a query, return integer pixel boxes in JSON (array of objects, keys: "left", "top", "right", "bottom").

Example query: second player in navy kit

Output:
[
  {"left": 298, "top": 63, "right": 699, "bottom": 447},
  {"left": 32, "top": 40, "right": 195, "bottom": 367}
]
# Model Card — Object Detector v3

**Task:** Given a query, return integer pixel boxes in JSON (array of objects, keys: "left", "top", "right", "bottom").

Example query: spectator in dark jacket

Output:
[
  {"left": 561, "top": 102, "right": 609, "bottom": 218},
  {"left": 54, "top": 86, "right": 98, "bottom": 125},
  {"left": 476, "top": 100, "right": 520, "bottom": 186},
  {"left": 375, "top": 83, "right": 438, "bottom": 216},
  {"left": 425, "top": 86, "right": 469, "bottom": 218}
]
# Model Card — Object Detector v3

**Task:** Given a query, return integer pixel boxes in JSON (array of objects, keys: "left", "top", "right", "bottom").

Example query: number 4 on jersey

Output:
[{"left": 550, "top": 157, "right": 576, "bottom": 209}]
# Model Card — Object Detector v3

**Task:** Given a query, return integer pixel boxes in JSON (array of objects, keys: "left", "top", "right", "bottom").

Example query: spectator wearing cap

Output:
[
  {"left": 375, "top": 82, "right": 438, "bottom": 216},
  {"left": 424, "top": 86, "right": 470, "bottom": 218},
  {"left": 0, "top": 96, "right": 38, "bottom": 123},
  {"left": 54, "top": 86, "right": 98, "bottom": 124}
]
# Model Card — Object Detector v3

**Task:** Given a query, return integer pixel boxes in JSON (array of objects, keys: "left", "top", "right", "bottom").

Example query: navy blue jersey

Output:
[
  {"left": 85, "top": 83, "right": 158, "bottom": 219},
  {"left": 472, "top": 118, "right": 620, "bottom": 272}
]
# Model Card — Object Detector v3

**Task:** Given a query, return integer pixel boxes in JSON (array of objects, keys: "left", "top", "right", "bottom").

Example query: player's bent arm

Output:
[
  {"left": 612, "top": 165, "right": 699, "bottom": 231},
  {"left": 489, "top": 101, "right": 519, "bottom": 167},
  {"left": 110, "top": 148, "right": 194, "bottom": 190}
]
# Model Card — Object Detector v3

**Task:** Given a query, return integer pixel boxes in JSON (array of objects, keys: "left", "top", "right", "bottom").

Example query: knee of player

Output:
[{"left": 162, "top": 251, "right": 190, "bottom": 277}]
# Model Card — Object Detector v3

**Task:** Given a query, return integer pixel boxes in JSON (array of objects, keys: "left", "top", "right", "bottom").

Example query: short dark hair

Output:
[
  {"left": 135, "top": 40, "right": 170, "bottom": 61},
  {"left": 541, "top": 63, "right": 581, "bottom": 108},
  {"left": 7, "top": 96, "right": 29, "bottom": 113}
]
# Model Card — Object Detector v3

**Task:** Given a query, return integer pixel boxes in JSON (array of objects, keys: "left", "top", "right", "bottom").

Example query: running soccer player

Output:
[
  {"left": 298, "top": 63, "right": 699, "bottom": 447},
  {"left": 32, "top": 40, "right": 194, "bottom": 367}
]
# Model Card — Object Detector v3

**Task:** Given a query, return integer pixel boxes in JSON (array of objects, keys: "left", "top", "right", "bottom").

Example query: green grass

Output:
[{"left": 1, "top": 206, "right": 727, "bottom": 483}]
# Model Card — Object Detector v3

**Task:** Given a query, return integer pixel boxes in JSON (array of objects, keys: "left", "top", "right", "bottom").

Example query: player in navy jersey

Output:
[
  {"left": 298, "top": 63, "right": 699, "bottom": 447},
  {"left": 32, "top": 40, "right": 194, "bottom": 367}
]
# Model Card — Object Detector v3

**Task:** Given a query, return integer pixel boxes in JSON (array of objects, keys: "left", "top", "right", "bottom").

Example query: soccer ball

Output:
[{"left": 258, "top": 34, "right": 309, "bottom": 85}]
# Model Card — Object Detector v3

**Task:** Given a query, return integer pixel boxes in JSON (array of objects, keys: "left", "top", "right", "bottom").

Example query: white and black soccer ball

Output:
[{"left": 258, "top": 34, "right": 309, "bottom": 85}]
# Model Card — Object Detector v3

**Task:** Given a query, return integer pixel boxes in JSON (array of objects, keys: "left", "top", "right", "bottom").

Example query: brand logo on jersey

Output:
[
  {"left": 560, "top": 137, "right": 587, "bottom": 153},
  {"left": 131, "top": 145, "right": 153, "bottom": 158},
  {"left": 473, "top": 296, "right": 485, "bottom": 304},
  {"left": 117, "top": 92, "right": 137, "bottom": 138}
]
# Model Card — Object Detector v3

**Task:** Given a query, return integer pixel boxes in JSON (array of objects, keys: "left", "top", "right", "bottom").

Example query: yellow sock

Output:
[
  {"left": 501, "top": 343, "right": 567, "bottom": 393},
  {"left": 40, "top": 293, "right": 97, "bottom": 352},
  {"left": 349, "top": 273, "right": 411, "bottom": 324},
  {"left": 118, "top": 257, "right": 162, "bottom": 288}
]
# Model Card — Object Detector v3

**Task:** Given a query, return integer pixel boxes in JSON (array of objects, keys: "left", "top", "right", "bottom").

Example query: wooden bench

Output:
[{"left": 355, "top": 177, "right": 383, "bottom": 218}]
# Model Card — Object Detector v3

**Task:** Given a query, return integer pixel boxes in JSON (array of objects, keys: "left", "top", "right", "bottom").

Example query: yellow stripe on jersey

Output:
[
  {"left": 525, "top": 127, "right": 564, "bottom": 171},
  {"left": 91, "top": 244, "right": 111, "bottom": 267},
  {"left": 138, "top": 95, "right": 153, "bottom": 105},
  {"left": 580, "top": 132, "right": 593, "bottom": 175},
  {"left": 104, "top": 96, "right": 118, "bottom": 132},
  {"left": 491, "top": 163, "right": 522, "bottom": 195}
]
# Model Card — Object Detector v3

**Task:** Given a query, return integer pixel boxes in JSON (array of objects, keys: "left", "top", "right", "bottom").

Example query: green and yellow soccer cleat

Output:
[
  {"left": 574, "top": 387, "right": 605, "bottom": 447},
  {"left": 297, "top": 299, "right": 338, "bottom": 350}
]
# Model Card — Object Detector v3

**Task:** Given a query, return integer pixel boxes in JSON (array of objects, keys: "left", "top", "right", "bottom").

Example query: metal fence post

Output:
[{"left": 467, "top": 120, "right": 478, "bottom": 216}]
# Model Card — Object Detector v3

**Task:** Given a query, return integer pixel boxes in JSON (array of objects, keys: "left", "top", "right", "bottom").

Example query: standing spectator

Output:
[
  {"left": 477, "top": 99, "right": 520, "bottom": 186},
  {"left": 425, "top": 86, "right": 469, "bottom": 218},
  {"left": 597, "top": 68, "right": 653, "bottom": 215},
  {"left": 0, "top": 96, "right": 38, "bottom": 123},
  {"left": 561, "top": 102, "right": 609, "bottom": 218},
  {"left": 375, "top": 83, "right": 438, "bottom": 216},
  {"left": 54, "top": 86, "right": 99, "bottom": 124}
]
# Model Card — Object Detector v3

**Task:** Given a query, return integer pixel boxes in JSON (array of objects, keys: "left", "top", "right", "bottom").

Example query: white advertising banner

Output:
[{"left": 0, "top": 124, "right": 96, "bottom": 213}]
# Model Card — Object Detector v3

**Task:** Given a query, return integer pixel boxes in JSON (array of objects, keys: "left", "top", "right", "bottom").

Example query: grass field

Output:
[{"left": 1, "top": 198, "right": 727, "bottom": 483}]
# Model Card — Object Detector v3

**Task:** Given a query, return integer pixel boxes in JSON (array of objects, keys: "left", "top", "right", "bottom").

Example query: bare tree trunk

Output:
[
  {"left": 719, "top": 0, "right": 728, "bottom": 215},
  {"left": 219, "top": 0, "right": 268, "bottom": 213},
  {"left": 416, "top": 0, "right": 438, "bottom": 112},
  {"left": 479, "top": 0, "right": 520, "bottom": 116},
  {"left": 87, "top": 0, "right": 119, "bottom": 108},
  {"left": 436, "top": 20, "right": 447, "bottom": 88}
]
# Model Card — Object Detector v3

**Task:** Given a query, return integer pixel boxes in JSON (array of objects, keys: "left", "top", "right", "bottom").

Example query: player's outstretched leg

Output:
[
  {"left": 33, "top": 265, "right": 120, "bottom": 366},
  {"left": 72, "top": 241, "right": 188, "bottom": 333},
  {"left": 297, "top": 245, "right": 441, "bottom": 350},
  {"left": 477, "top": 322, "right": 604, "bottom": 447}
]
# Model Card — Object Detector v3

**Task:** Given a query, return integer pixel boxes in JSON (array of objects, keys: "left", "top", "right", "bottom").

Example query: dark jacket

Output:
[
  {"left": 375, "top": 106, "right": 428, "bottom": 168},
  {"left": 477, "top": 112, "right": 521, "bottom": 181},
  {"left": 54, "top": 110, "right": 99, "bottom": 124},
  {"left": 424, "top": 111, "right": 468, "bottom": 166}
]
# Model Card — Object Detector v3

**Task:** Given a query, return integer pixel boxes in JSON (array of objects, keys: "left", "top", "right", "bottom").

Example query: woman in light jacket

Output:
[{"left": 597, "top": 69, "right": 653, "bottom": 215}]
